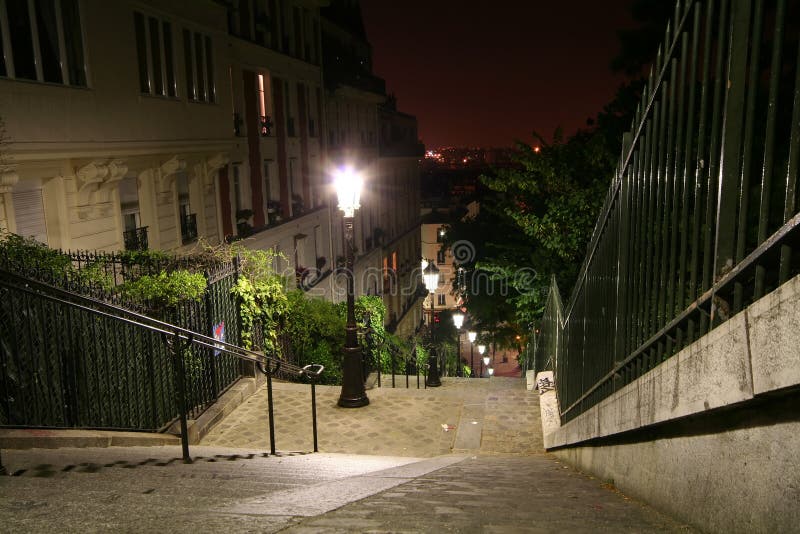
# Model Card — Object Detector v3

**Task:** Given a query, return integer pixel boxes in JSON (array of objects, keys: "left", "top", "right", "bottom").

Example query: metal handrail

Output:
[
  {"left": 0, "top": 268, "right": 323, "bottom": 464},
  {"left": 0, "top": 268, "right": 305, "bottom": 376}
]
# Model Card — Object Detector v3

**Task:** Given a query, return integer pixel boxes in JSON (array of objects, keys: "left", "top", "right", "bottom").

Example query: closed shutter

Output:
[{"left": 12, "top": 189, "right": 48, "bottom": 244}]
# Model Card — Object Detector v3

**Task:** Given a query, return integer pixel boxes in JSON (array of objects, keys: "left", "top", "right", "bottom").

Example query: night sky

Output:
[{"left": 360, "top": 1, "right": 637, "bottom": 149}]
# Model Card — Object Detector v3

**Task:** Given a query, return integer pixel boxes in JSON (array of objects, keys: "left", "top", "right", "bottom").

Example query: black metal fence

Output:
[
  {"left": 0, "top": 269, "right": 322, "bottom": 461},
  {"left": 0, "top": 248, "right": 245, "bottom": 429},
  {"left": 542, "top": 0, "right": 800, "bottom": 423}
]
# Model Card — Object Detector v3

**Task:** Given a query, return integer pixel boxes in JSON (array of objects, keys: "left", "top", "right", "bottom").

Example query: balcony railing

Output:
[
  {"left": 181, "top": 213, "right": 198, "bottom": 245},
  {"left": 123, "top": 226, "right": 149, "bottom": 251}
]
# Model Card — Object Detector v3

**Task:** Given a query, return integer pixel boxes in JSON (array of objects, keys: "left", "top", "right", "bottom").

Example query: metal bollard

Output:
[{"left": 302, "top": 364, "right": 324, "bottom": 453}]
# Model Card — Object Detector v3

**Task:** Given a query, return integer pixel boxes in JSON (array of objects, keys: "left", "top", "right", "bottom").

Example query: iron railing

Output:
[
  {"left": 542, "top": 0, "right": 800, "bottom": 423},
  {"left": 532, "top": 276, "right": 563, "bottom": 377},
  {"left": 123, "top": 226, "right": 149, "bottom": 251},
  {"left": 0, "top": 269, "right": 323, "bottom": 463}
]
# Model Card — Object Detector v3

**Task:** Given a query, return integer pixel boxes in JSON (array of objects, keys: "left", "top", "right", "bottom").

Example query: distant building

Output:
[{"left": 321, "top": 0, "right": 425, "bottom": 337}]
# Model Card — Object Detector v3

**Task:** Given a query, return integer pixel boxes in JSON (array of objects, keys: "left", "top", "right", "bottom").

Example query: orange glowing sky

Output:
[{"left": 361, "top": 0, "right": 637, "bottom": 149}]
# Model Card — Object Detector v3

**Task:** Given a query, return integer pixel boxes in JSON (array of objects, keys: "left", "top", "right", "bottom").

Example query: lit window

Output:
[
  {"left": 437, "top": 294, "right": 446, "bottom": 306},
  {"left": 134, "top": 12, "right": 176, "bottom": 97},
  {"left": 2, "top": 0, "right": 87, "bottom": 86}
]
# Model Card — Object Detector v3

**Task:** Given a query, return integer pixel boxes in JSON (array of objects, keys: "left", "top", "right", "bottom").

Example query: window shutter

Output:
[{"left": 12, "top": 189, "right": 48, "bottom": 244}]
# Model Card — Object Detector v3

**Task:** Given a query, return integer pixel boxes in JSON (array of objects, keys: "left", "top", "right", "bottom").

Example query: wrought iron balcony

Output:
[
  {"left": 123, "top": 226, "right": 149, "bottom": 251},
  {"left": 181, "top": 213, "right": 198, "bottom": 245}
]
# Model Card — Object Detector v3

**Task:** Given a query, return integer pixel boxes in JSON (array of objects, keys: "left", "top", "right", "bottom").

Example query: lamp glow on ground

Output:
[{"left": 335, "top": 166, "right": 368, "bottom": 408}]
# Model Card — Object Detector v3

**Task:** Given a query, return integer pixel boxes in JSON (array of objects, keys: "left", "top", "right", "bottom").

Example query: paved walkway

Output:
[
  {"left": 0, "top": 377, "right": 697, "bottom": 532},
  {"left": 201, "top": 377, "right": 543, "bottom": 457}
]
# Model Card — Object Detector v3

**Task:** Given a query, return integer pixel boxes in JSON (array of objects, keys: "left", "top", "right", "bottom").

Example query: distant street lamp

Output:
[
  {"left": 423, "top": 261, "right": 441, "bottom": 387},
  {"left": 467, "top": 331, "right": 477, "bottom": 378},
  {"left": 452, "top": 311, "right": 464, "bottom": 377},
  {"left": 488, "top": 367, "right": 495, "bottom": 377},
  {"left": 335, "top": 166, "right": 368, "bottom": 408},
  {"left": 478, "top": 344, "right": 486, "bottom": 378}
]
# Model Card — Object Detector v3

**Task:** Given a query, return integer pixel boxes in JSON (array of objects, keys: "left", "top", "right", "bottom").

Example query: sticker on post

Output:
[{"left": 213, "top": 322, "right": 225, "bottom": 356}]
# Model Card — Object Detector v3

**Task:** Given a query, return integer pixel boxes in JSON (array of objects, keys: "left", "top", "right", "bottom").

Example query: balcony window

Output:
[
  {"left": 437, "top": 293, "right": 446, "bottom": 306},
  {"left": 180, "top": 212, "right": 198, "bottom": 245},
  {"left": 2, "top": 0, "right": 87, "bottom": 86},
  {"left": 123, "top": 225, "right": 148, "bottom": 251}
]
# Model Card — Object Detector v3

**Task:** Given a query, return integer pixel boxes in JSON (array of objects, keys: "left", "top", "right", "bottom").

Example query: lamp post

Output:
[
  {"left": 423, "top": 261, "right": 441, "bottom": 387},
  {"left": 452, "top": 311, "right": 464, "bottom": 377},
  {"left": 335, "top": 166, "right": 369, "bottom": 408},
  {"left": 478, "top": 344, "right": 486, "bottom": 378},
  {"left": 467, "top": 331, "right": 477, "bottom": 378}
]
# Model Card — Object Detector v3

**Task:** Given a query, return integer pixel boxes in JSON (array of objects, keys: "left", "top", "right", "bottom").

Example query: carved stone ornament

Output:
[
  {"left": 206, "top": 153, "right": 229, "bottom": 174},
  {"left": 158, "top": 156, "right": 187, "bottom": 191},
  {"left": 0, "top": 171, "right": 19, "bottom": 194},
  {"left": 75, "top": 159, "right": 127, "bottom": 205},
  {"left": 204, "top": 153, "right": 229, "bottom": 194}
]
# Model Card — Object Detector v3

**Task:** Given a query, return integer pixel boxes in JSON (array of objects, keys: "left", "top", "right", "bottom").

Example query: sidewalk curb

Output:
[{"left": 0, "top": 429, "right": 180, "bottom": 449}]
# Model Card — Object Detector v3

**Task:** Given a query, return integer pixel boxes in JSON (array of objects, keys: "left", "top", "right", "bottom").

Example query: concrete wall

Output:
[{"left": 546, "top": 273, "right": 800, "bottom": 533}]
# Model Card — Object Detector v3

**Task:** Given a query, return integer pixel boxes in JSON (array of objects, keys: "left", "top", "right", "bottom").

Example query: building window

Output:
[
  {"left": 1, "top": 0, "right": 87, "bottom": 86},
  {"left": 437, "top": 293, "right": 446, "bottom": 306},
  {"left": 12, "top": 186, "right": 47, "bottom": 244},
  {"left": 257, "top": 73, "right": 273, "bottom": 136},
  {"left": 437, "top": 248, "right": 446, "bottom": 264},
  {"left": 183, "top": 28, "right": 215, "bottom": 102},
  {"left": 133, "top": 12, "right": 176, "bottom": 97}
]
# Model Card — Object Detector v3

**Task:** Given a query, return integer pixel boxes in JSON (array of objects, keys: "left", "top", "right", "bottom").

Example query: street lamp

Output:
[
  {"left": 488, "top": 367, "right": 495, "bottom": 377},
  {"left": 423, "top": 261, "right": 441, "bottom": 387},
  {"left": 478, "top": 344, "right": 486, "bottom": 378},
  {"left": 335, "top": 166, "right": 368, "bottom": 408},
  {"left": 452, "top": 311, "right": 464, "bottom": 377},
  {"left": 467, "top": 331, "right": 477, "bottom": 378}
]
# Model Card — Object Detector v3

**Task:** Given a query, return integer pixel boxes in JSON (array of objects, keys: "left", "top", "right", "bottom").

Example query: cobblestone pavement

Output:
[{"left": 201, "top": 376, "right": 543, "bottom": 457}]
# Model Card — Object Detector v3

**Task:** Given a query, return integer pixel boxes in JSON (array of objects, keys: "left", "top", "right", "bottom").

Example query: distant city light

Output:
[{"left": 533, "top": 146, "right": 541, "bottom": 153}]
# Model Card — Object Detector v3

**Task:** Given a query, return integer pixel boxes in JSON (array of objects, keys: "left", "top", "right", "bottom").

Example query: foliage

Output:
[
  {"left": 443, "top": 82, "right": 642, "bottom": 347},
  {"left": 282, "top": 290, "right": 345, "bottom": 385},
  {"left": 118, "top": 270, "right": 206, "bottom": 309},
  {"left": 199, "top": 241, "right": 290, "bottom": 353},
  {"left": 0, "top": 230, "right": 72, "bottom": 276}
]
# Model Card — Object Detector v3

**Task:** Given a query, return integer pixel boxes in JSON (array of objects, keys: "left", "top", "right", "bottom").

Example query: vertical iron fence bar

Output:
[
  {"left": 615, "top": 138, "right": 632, "bottom": 376},
  {"left": 682, "top": 2, "right": 702, "bottom": 341},
  {"left": 627, "top": 149, "right": 642, "bottom": 358},
  {"left": 755, "top": 0, "right": 787, "bottom": 298},
  {"left": 780, "top": 36, "right": 800, "bottom": 283},
  {"left": 669, "top": 28, "right": 688, "bottom": 338},
  {"left": 713, "top": 0, "right": 752, "bottom": 326},
  {"left": 653, "top": 27, "right": 671, "bottom": 340},
  {"left": 644, "top": 98, "right": 660, "bottom": 346},
  {"left": 20, "top": 291, "right": 38, "bottom": 424},
  {"left": 733, "top": 0, "right": 764, "bottom": 313},
  {"left": 637, "top": 93, "right": 652, "bottom": 350},
  {"left": 692, "top": 0, "right": 718, "bottom": 333},
  {"left": 661, "top": 59, "right": 677, "bottom": 340},
  {"left": 701, "top": 0, "right": 731, "bottom": 335}
]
